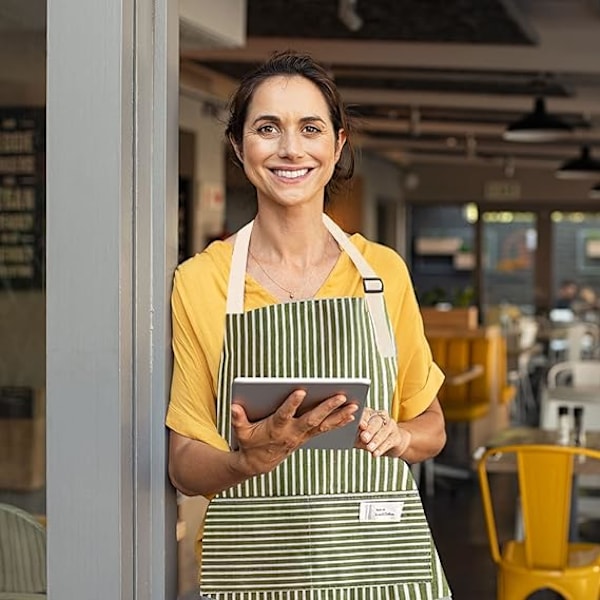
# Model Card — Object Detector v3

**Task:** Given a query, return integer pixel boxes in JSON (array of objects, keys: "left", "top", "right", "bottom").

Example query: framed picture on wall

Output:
[{"left": 577, "top": 229, "right": 600, "bottom": 274}]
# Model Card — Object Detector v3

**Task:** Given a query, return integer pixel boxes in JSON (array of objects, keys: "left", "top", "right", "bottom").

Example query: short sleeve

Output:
[{"left": 165, "top": 253, "right": 230, "bottom": 451}]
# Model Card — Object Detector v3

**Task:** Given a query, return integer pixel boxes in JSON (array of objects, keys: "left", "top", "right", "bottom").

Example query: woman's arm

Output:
[
  {"left": 169, "top": 430, "right": 263, "bottom": 497},
  {"left": 356, "top": 398, "right": 446, "bottom": 464}
]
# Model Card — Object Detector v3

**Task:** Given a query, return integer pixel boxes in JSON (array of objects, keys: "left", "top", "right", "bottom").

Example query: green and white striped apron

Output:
[{"left": 200, "top": 215, "right": 451, "bottom": 600}]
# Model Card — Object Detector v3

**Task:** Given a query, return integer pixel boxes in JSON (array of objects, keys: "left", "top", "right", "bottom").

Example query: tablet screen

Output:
[{"left": 230, "top": 376, "right": 370, "bottom": 450}]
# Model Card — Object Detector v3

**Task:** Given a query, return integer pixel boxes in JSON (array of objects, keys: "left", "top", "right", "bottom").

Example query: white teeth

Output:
[{"left": 273, "top": 168, "right": 309, "bottom": 179}]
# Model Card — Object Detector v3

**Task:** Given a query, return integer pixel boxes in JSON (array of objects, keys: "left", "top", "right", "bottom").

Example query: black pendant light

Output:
[
  {"left": 555, "top": 146, "right": 600, "bottom": 180},
  {"left": 590, "top": 183, "right": 600, "bottom": 199},
  {"left": 503, "top": 97, "right": 572, "bottom": 142}
]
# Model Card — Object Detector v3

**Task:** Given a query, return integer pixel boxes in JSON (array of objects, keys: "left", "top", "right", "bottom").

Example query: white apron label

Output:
[{"left": 359, "top": 500, "right": 404, "bottom": 522}]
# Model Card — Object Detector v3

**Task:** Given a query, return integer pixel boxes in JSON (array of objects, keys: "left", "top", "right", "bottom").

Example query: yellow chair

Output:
[
  {"left": 477, "top": 444, "right": 600, "bottom": 600},
  {"left": 430, "top": 335, "right": 490, "bottom": 423},
  {"left": 429, "top": 333, "right": 515, "bottom": 453}
]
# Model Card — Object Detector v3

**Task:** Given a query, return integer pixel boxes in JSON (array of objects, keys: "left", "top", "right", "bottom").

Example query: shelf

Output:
[
  {"left": 453, "top": 252, "right": 475, "bottom": 270},
  {"left": 415, "top": 236, "right": 462, "bottom": 255}
]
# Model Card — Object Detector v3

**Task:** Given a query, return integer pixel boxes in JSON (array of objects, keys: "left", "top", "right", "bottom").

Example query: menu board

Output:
[{"left": 0, "top": 108, "right": 45, "bottom": 290}]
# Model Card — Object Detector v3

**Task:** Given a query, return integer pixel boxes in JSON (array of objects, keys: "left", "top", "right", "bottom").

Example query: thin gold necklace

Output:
[
  {"left": 248, "top": 248, "right": 302, "bottom": 299},
  {"left": 248, "top": 236, "right": 332, "bottom": 300}
]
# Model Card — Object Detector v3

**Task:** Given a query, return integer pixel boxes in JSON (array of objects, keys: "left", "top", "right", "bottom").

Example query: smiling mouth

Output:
[{"left": 272, "top": 168, "right": 310, "bottom": 179}]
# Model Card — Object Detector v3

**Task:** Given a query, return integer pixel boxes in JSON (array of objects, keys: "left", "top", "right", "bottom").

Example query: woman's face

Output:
[{"left": 236, "top": 75, "right": 346, "bottom": 209}]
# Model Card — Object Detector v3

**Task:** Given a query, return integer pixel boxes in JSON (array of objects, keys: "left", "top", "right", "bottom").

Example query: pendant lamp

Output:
[
  {"left": 590, "top": 183, "right": 600, "bottom": 199},
  {"left": 555, "top": 146, "right": 600, "bottom": 180},
  {"left": 503, "top": 97, "right": 572, "bottom": 142}
]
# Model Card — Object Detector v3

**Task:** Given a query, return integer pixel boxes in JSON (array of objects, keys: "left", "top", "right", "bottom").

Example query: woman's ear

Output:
[
  {"left": 229, "top": 134, "right": 244, "bottom": 165},
  {"left": 334, "top": 129, "right": 347, "bottom": 163}
]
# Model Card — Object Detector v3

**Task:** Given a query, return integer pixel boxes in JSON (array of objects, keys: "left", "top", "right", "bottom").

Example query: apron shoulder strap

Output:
[
  {"left": 226, "top": 220, "right": 253, "bottom": 315},
  {"left": 322, "top": 214, "right": 396, "bottom": 358}
]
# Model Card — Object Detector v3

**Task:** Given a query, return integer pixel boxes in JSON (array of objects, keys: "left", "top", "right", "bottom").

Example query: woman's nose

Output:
[{"left": 277, "top": 131, "right": 304, "bottom": 158}]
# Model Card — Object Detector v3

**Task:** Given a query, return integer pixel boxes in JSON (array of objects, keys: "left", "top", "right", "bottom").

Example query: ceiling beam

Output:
[{"left": 182, "top": 30, "right": 600, "bottom": 75}]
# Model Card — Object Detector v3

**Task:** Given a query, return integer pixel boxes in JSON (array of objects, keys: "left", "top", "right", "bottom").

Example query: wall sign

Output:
[
  {"left": 483, "top": 180, "right": 521, "bottom": 202},
  {"left": 0, "top": 108, "right": 45, "bottom": 289}
]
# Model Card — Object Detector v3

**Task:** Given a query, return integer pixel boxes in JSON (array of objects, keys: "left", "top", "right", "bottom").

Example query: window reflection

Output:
[{"left": 0, "top": 3, "right": 47, "bottom": 525}]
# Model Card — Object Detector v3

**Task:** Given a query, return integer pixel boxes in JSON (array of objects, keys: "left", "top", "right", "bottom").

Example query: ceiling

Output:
[{"left": 181, "top": 0, "right": 600, "bottom": 187}]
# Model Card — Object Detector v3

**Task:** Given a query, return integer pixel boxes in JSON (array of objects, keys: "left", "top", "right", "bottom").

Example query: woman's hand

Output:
[
  {"left": 231, "top": 390, "right": 360, "bottom": 475},
  {"left": 355, "top": 399, "right": 447, "bottom": 463},
  {"left": 356, "top": 407, "right": 410, "bottom": 458}
]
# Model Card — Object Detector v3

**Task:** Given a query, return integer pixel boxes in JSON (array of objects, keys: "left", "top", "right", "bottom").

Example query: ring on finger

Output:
[{"left": 369, "top": 410, "right": 389, "bottom": 427}]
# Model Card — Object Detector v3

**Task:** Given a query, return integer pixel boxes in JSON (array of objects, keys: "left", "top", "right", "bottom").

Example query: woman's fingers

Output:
[
  {"left": 233, "top": 390, "right": 358, "bottom": 454},
  {"left": 357, "top": 408, "right": 405, "bottom": 457}
]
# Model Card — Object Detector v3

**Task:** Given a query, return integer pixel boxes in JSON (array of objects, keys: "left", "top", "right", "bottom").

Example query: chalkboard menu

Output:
[{"left": 0, "top": 108, "right": 45, "bottom": 290}]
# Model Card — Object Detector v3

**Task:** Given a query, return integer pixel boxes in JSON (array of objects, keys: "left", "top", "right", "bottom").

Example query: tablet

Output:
[{"left": 230, "top": 376, "right": 371, "bottom": 450}]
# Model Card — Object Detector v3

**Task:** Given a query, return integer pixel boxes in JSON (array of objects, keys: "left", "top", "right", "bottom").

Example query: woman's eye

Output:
[
  {"left": 304, "top": 124, "right": 321, "bottom": 134},
  {"left": 257, "top": 124, "right": 277, "bottom": 135}
]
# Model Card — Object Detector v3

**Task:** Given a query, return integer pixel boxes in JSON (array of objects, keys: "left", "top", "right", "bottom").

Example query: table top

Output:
[
  {"left": 483, "top": 426, "right": 600, "bottom": 449},
  {"left": 477, "top": 426, "right": 600, "bottom": 473},
  {"left": 545, "top": 385, "right": 600, "bottom": 404}
]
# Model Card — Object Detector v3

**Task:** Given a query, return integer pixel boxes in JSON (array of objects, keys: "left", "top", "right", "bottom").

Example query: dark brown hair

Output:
[{"left": 226, "top": 50, "right": 355, "bottom": 203}]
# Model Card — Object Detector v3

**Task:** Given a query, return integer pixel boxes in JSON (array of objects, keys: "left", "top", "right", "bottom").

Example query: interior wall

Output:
[
  {"left": 179, "top": 93, "right": 227, "bottom": 252},
  {"left": 355, "top": 152, "right": 407, "bottom": 252},
  {"left": 0, "top": 31, "right": 45, "bottom": 106},
  {"left": 0, "top": 292, "right": 45, "bottom": 386}
]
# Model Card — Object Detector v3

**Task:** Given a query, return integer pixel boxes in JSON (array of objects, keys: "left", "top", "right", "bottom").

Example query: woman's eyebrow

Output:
[
  {"left": 299, "top": 115, "right": 327, "bottom": 125},
  {"left": 250, "top": 114, "right": 280, "bottom": 125},
  {"left": 250, "top": 114, "right": 327, "bottom": 126}
]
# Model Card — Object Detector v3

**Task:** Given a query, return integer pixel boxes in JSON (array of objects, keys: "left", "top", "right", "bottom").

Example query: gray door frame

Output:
[{"left": 46, "top": 0, "right": 178, "bottom": 597}]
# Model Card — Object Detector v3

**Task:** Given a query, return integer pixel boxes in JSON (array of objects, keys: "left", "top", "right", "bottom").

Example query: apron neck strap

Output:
[
  {"left": 226, "top": 219, "right": 253, "bottom": 315},
  {"left": 226, "top": 214, "right": 396, "bottom": 358}
]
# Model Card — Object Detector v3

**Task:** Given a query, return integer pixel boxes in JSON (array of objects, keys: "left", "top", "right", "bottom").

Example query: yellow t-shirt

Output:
[{"left": 166, "top": 233, "right": 444, "bottom": 449}]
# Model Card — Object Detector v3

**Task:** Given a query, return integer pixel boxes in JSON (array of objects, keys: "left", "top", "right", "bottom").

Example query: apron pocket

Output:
[{"left": 200, "top": 492, "right": 434, "bottom": 593}]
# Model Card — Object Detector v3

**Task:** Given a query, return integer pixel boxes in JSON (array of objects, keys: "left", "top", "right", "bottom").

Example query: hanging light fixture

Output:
[
  {"left": 338, "top": 0, "right": 363, "bottom": 32},
  {"left": 590, "top": 183, "right": 600, "bottom": 199},
  {"left": 503, "top": 97, "right": 573, "bottom": 142},
  {"left": 555, "top": 146, "right": 600, "bottom": 180}
]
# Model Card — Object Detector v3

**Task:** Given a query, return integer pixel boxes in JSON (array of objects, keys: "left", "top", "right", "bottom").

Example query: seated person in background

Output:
[
  {"left": 554, "top": 279, "right": 579, "bottom": 309},
  {"left": 573, "top": 285, "right": 600, "bottom": 323}
]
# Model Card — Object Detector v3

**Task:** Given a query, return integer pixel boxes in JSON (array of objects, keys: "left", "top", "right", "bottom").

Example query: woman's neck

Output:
[{"left": 251, "top": 208, "right": 332, "bottom": 267}]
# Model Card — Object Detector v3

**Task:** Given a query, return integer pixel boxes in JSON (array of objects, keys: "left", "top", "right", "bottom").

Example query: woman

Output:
[{"left": 167, "top": 50, "right": 451, "bottom": 600}]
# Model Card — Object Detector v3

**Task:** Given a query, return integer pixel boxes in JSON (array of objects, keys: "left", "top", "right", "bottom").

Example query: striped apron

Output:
[{"left": 200, "top": 215, "right": 451, "bottom": 600}]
